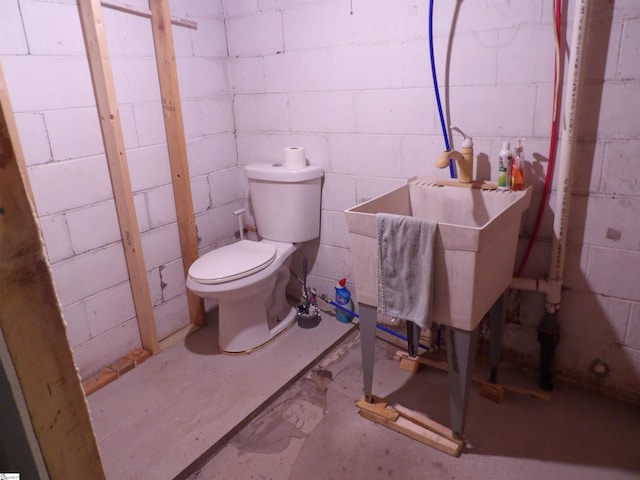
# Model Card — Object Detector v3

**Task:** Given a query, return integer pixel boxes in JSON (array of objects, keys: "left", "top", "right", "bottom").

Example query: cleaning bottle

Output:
[
  {"left": 498, "top": 141, "right": 513, "bottom": 190},
  {"left": 512, "top": 138, "right": 526, "bottom": 191},
  {"left": 335, "top": 278, "right": 354, "bottom": 323}
]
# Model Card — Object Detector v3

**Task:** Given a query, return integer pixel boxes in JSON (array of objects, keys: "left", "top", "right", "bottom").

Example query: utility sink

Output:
[{"left": 345, "top": 178, "right": 532, "bottom": 331}]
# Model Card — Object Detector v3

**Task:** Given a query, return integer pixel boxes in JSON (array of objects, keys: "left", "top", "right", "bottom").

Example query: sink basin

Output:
[{"left": 344, "top": 178, "right": 532, "bottom": 331}]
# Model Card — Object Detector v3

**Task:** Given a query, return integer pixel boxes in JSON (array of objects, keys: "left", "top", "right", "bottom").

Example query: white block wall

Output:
[
  {"left": 2, "top": 0, "right": 639, "bottom": 399},
  {"left": 0, "top": 0, "right": 242, "bottom": 379},
  {"left": 223, "top": 0, "right": 640, "bottom": 400}
]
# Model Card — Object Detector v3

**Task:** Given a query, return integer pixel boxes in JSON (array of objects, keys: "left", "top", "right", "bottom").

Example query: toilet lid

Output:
[{"left": 189, "top": 240, "right": 277, "bottom": 285}]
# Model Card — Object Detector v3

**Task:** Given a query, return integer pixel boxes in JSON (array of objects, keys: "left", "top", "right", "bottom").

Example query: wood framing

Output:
[
  {"left": 77, "top": 0, "right": 160, "bottom": 354},
  {"left": 101, "top": 0, "right": 197, "bottom": 30},
  {"left": 149, "top": 0, "right": 205, "bottom": 328},
  {"left": 0, "top": 61, "right": 107, "bottom": 479}
]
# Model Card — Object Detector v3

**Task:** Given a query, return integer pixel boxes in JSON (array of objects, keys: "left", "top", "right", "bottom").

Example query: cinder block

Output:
[
  {"left": 28, "top": 156, "right": 114, "bottom": 216},
  {"left": 38, "top": 214, "right": 74, "bottom": 263},
  {"left": 132, "top": 102, "right": 166, "bottom": 148},
  {"left": 330, "top": 134, "right": 402, "bottom": 177},
  {"left": 355, "top": 89, "right": 430, "bottom": 135},
  {"left": 45, "top": 108, "right": 104, "bottom": 161},
  {"left": 51, "top": 243, "right": 129, "bottom": 306},
  {"left": 264, "top": 49, "right": 330, "bottom": 93},
  {"left": 321, "top": 174, "right": 357, "bottom": 212},
  {"left": 0, "top": 0, "right": 28, "bottom": 54},
  {"left": 21, "top": 1, "right": 85, "bottom": 55},
  {"left": 197, "top": 96, "right": 235, "bottom": 135},
  {"left": 15, "top": 113, "right": 51, "bottom": 166},
  {"left": 234, "top": 93, "right": 290, "bottom": 132},
  {"left": 328, "top": 44, "right": 403, "bottom": 91},
  {"left": 159, "top": 258, "right": 188, "bottom": 302},
  {"left": 128, "top": 144, "right": 172, "bottom": 192},
  {"left": 208, "top": 167, "right": 243, "bottom": 206},
  {"left": 190, "top": 175, "right": 212, "bottom": 214},
  {"left": 110, "top": 57, "right": 161, "bottom": 104},
  {"left": 289, "top": 91, "right": 356, "bottom": 133},
  {"left": 187, "top": 133, "right": 237, "bottom": 177},
  {"left": 154, "top": 294, "right": 191, "bottom": 340},
  {"left": 146, "top": 184, "right": 178, "bottom": 229},
  {"left": 102, "top": 9, "right": 155, "bottom": 56},
  {"left": 0, "top": 56, "right": 95, "bottom": 111},
  {"left": 192, "top": 17, "right": 228, "bottom": 57},
  {"left": 226, "top": 11, "right": 283, "bottom": 57},
  {"left": 62, "top": 301, "right": 91, "bottom": 348},
  {"left": 84, "top": 281, "right": 136, "bottom": 337},
  {"left": 283, "top": 3, "right": 351, "bottom": 50},
  {"left": 65, "top": 200, "right": 121, "bottom": 254},
  {"left": 177, "top": 57, "right": 227, "bottom": 98},
  {"left": 229, "top": 56, "right": 267, "bottom": 94},
  {"left": 140, "top": 223, "right": 182, "bottom": 271}
]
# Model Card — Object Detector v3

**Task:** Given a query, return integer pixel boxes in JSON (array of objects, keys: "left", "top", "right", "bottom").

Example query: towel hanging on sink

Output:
[{"left": 376, "top": 213, "right": 437, "bottom": 329}]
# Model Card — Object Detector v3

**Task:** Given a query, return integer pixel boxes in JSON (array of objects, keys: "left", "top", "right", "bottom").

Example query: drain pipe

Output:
[{"left": 511, "top": 0, "right": 592, "bottom": 390}]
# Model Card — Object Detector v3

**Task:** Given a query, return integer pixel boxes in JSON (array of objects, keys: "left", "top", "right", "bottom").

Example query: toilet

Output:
[{"left": 186, "top": 162, "right": 323, "bottom": 353}]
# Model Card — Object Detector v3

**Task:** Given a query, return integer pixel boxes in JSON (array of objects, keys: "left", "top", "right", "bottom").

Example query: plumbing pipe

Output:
[
  {"left": 509, "top": 277, "right": 552, "bottom": 295},
  {"left": 538, "top": 0, "right": 592, "bottom": 391},
  {"left": 546, "top": 0, "right": 592, "bottom": 313}
]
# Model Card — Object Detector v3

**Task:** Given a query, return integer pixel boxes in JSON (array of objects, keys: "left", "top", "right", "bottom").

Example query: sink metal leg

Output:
[
  {"left": 358, "top": 303, "right": 377, "bottom": 403},
  {"left": 406, "top": 321, "right": 421, "bottom": 357},
  {"left": 489, "top": 291, "right": 507, "bottom": 383},
  {"left": 446, "top": 325, "right": 479, "bottom": 440}
]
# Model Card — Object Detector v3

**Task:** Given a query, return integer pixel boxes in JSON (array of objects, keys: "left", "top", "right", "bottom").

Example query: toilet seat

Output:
[{"left": 188, "top": 240, "right": 276, "bottom": 285}]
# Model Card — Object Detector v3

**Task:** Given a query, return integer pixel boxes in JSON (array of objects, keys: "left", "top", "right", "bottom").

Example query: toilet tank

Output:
[{"left": 245, "top": 163, "right": 323, "bottom": 243}]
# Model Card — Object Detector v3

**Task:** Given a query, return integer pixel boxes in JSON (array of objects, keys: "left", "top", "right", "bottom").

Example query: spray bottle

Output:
[
  {"left": 512, "top": 138, "right": 526, "bottom": 191},
  {"left": 498, "top": 141, "right": 513, "bottom": 190},
  {"left": 335, "top": 278, "right": 354, "bottom": 323}
]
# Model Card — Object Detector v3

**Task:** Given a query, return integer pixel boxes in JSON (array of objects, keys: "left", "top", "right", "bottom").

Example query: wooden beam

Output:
[
  {"left": 77, "top": 0, "right": 159, "bottom": 354},
  {"left": 101, "top": 0, "right": 197, "bottom": 29},
  {"left": 0, "top": 60, "right": 107, "bottom": 480},
  {"left": 0, "top": 63, "right": 36, "bottom": 210},
  {"left": 149, "top": 0, "right": 205, "bottom": 327}
]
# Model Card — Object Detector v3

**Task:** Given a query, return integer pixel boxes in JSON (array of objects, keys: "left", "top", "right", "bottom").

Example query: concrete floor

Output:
[
  {"left": 88, "top": 311, "right": 354, "bottom": 480},
  {"left": 190, "top": 330, "right": 640, "bottom": 480}
]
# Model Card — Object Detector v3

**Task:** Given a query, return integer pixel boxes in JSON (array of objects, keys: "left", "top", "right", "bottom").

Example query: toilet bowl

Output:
[
  {"left": 187, "top": 239, "right": 297, "bottom": 353},
  {"left": 186, "top": 162, "right": 323, "bottom": 353}
]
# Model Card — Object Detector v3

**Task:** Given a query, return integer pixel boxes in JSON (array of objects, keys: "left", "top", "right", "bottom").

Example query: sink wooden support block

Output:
[{"left": 356, "top": 396, "right": 463, "bottom": 457}]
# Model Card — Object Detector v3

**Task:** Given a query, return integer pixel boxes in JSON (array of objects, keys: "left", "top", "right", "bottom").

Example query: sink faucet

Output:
[{"left": 435, "top": 126, "right": 473, "bottom": 183}]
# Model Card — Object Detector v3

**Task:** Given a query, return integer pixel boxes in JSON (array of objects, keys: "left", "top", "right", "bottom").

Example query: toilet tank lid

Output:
[{"left": 245, "top": 163, "right": 323, "bottom": 182}]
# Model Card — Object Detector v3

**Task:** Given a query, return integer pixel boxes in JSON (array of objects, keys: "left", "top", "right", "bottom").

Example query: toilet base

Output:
[{"left": 218, "top": 261, "right": 296, "bottom": 353}]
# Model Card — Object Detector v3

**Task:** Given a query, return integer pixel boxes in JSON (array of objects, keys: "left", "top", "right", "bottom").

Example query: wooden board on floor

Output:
[
  {"left": 395, "top": 351, "right": 551, "bottom": 401},
  {"left": 357, "top": 396, "right": 463, "bottom": 457}
]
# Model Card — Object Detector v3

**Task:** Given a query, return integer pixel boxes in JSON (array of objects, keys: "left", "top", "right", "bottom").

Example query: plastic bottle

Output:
[
  {"left": 498, "top": 141, "right": 513, "bottom": 190},
  {"left": 512, "top": 138, "right": 526, "bottom": 191},
  {"left": 335, "top": 278, "right": 354, "bottom": 323}
]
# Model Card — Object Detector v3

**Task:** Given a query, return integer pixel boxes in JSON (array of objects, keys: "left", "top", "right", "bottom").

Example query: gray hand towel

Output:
[{"left": 376, "top": 213, "right": 437, "bottom": 329}]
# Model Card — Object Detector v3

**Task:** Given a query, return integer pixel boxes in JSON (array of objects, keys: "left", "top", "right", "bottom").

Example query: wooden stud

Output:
[
  {"left": 77, "top": 0, "right": 159, "bottom": 354},
  {"left": 0, "top": 61, "right": 107, "bottom": 479},
  {"left": 149, "top": 0, "right": 205, "bottom": 327},
  {"left": 480, "top": 383, "right": 506, "bottom": 403}
]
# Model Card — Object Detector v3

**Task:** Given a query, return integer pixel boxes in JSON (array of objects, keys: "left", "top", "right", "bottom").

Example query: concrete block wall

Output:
[
  {"left": 0, "top": 0, "right": 240, "bottom": 379},
  {"left": 2, "top": 0, "right": 638, "bottom": 399},
  {"left": 224, "top": 0, "right": 640, "bottom": 400}
]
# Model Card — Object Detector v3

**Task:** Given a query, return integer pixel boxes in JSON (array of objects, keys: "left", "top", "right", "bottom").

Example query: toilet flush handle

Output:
[{"left": 233, "top": 208, "right": 246, "bottom": 241}]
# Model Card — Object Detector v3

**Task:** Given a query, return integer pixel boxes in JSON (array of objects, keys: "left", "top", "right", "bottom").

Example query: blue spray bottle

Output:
[{"left": 335, "top": 278, "right": 354, "bottom": 323}]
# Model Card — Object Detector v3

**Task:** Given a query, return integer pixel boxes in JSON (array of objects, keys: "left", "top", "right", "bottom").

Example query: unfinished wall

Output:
[
  {"left": 224, "top": 0, "right": 640, "bottom": 400},
  {"left": 0, "top": 0, "right": 241, "bottom": 379}
]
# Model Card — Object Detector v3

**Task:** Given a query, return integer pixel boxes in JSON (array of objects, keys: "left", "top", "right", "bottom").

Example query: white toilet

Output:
[{"left": 186, "top": 162, "right": 323, "bottom": 353}]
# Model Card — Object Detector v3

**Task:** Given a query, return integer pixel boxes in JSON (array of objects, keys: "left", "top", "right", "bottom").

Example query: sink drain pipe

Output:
[{"left": 510, "top": 0, "right": 592, "bottom": 391}]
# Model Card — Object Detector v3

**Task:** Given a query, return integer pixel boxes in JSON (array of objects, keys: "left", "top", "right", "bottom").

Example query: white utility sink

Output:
[{"left": 345, "top": 178, "right": 532, "bottom": 331}]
